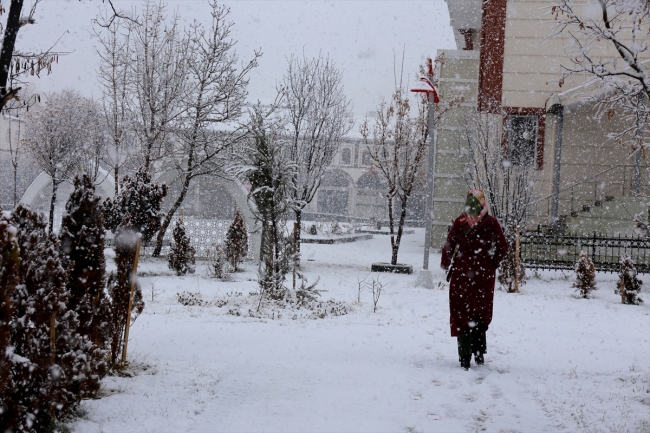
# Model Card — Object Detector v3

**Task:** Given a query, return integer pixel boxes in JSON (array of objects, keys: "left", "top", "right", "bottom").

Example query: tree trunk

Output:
[
  {"left": 0, "top": 0, "right": 24, "bottom": 113},
  {"left": 259, "top": 220, "right": 266, "bottom": 272},
  {"left": 48, "top": 181, "right": 58, "bottom": 234},
  {"left": 295, "top": 209, "right": 302, "bottom": 253},
  {"left": 272, "top": 216, "right": 279, "bottom": 276},
  {"left": 152, "top": 173, "right": 192, "bottom": 257},
  {"left": 110, "top": 323, "right": 121, "bottom": 365},
  {"left": 114, "top": 166, "right": 119, "bottom": 196},
  {"left": 12, "top": 161, "right": 17, "bottom": 208},
  {"left": 391, "top": 197, "right": 409, "bottom": 266},
  {"left": 387, "top": 194, "right": 397, "bottom": 265},
  {"left": 143, "top": 135, "right": 154, "bottom": 173}
]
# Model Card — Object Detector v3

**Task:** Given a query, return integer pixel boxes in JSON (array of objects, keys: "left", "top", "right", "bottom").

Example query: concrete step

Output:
[{"left": 566, "top": 196, "right": 648, "bottom": 236}]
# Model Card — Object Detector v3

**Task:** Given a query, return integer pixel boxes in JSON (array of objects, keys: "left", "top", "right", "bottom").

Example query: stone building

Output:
[{"left": 299, "top": 137, "right": 426, "bottom": 226}]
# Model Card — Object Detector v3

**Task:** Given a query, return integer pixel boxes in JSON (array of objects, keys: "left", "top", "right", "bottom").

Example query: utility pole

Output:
[{"left": 411, "top": 58, "right": 439, "bottom": 271}]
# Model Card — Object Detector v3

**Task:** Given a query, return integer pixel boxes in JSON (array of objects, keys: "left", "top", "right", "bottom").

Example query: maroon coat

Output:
[{"left": 441, "top": 215, "right": 508, "bottom": 337}]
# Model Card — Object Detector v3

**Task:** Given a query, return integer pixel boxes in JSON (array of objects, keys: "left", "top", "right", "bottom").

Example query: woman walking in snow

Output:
[{"left": 441, "top": 189, "right": 508, "bottom": 370}]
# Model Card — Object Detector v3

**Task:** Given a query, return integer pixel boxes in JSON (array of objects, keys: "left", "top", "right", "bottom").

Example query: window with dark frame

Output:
[
  {"left": 361, "top": 149, "right": 371, "bottom": 166},
  {"left": 340, "top": 148, "right": 351, "bottom": 165},
  {"left": 507, "top": 115, "right": 538, "bottom": 167}
]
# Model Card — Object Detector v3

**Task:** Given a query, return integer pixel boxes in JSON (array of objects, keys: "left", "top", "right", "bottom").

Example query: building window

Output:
[
  {"left": 459, "top": 29, "right": 474, "bottom": 51},
  {"left": 317, "top": 169, "right": 351, "bottom": 216},
  {"left": 340, "top": 148, "right": 351, "bottom": 165},
  {"left": 361, "top": 150, "right": 371, "bottom": 166},
  {"left": 507, "top": 115, "right": 537, "bottom": 167}
]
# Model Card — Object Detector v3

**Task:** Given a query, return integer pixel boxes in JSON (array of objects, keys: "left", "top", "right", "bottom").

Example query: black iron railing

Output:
[
  {"left": 528, "top": 163, "right": 650, "bottom": 223},
  {"left": 520, "top": 232, "right": 650, "bottom": 273}
]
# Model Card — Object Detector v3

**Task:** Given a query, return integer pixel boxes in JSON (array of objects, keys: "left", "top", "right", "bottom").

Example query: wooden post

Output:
[
  {"left": 50, "top": 314, "right": 56, "bottom": 364},
  {"left": 122, "top": 235, "right": 142, "bottom": 365},
  {"left": 514, "top": 226, "right": 521, "bottom": 293},
  {"left": 293, "top": 222, "right": 298, "bottom": 291},
  {"left": 180, "top": 208, "right": 184, "bottom": 224}
]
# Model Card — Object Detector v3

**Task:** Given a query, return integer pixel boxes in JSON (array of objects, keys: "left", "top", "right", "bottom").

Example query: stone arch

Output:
[
  {"left": 21, "top": 168, "right": 115, "bottom": 209},
  {"left": 356, "top": 171, "right": 385, "bottom": 190},
  {"left": 20, "top": 168, "right": 115, "bottom": 228},
  {"left": 316, "top": 168, "right": 354, "bottom": 216},
  {"left": 156, "top": 170, "right": 260, "bottom": 261},
  {"left": 355, "top": 171, "right": 386, "bottom": 219}
]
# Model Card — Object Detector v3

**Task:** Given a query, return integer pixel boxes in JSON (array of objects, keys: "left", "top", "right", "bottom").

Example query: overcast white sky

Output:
[{"left": 16, "top": 0, "right": 455, "bottom": 118}]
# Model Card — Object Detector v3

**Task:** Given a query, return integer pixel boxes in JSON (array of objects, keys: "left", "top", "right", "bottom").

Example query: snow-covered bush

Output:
[
  {"left": 0, "top": 209, "right": 19, "bottom": 401},
  {"left": 208, "top": 245, "right": 230, "bottom": 280},
  {"left": 104, "top": 166, "right": 168, "bottom": 243},
  {"left": 634, "top": 205, "right": 650, "bottom": 237},
  {"left": 168, "top": 218, "right": 196, "bottom": 276},
  {"left": 177, "top": 291, "right": 211, "bottom": 307},
  {"left": 295, "top": 277, "right": 321, "bottom": 306},
  {"left": 307, "top": 221, "right": 356, "bottom": 236},
  {"left": 573, "top": 251, "right": 597, "bottom": 299},
  {"left": 59, "top": 174, "right": 112, "bottom": 348},
  {"left": 224, "top": 209, "right": 248, "bottom": 271},
  {"left": 617, "top": 255, "right": 643, "bottom": 305},
  {"left": 498, "top": 217, "right": 526, "bottom": 293},
  {"left": 1, "top": 205, "right": 106, "bottom": 432}
]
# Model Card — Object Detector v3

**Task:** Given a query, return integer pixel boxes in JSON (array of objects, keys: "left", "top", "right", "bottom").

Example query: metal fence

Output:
[
  {"left": 105, "top": 217, "right": 252, "bottom": 260},
  {"left": 520, "top": 232, "right": 650, "bottom": 273}
]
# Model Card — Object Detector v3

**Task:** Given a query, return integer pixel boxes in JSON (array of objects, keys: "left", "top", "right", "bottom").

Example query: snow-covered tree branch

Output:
[
  {"left": 360, "top": 57, "right": 461, "bottom": 266},
  {"left": 151, "top": 1, "right": 260, "bottom": 257},
  {"left": 23, "top": 90, "right": 102, "bottom": 233},
  {"left": 552, "top": 0, "right": 650, "bottom": 149},
  {"left": 281, "top": 53, "right": 353, "bottom": 249},
  {"left": 124, "top": 1, "right": 188, "bottom": 172},
  {"left": 0, "top": 0, "right": 130, "bottom": 113},
  {"left": 95, "top": 14, "right": 134, "bottom": 196},
  {"left": 456, "top": 111, "right": 536, "bottom": 291},
  {"left": 360, "top": 89, "right": 428, "bottom": 266}
]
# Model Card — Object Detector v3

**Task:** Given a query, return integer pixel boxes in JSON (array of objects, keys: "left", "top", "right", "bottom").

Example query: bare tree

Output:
[
  {"left": 124, "top": 0, "right": 188, "bottom": 172},
  {"left": 281, "top": 54, "right": 353, "bottom": 249},
  {"left": 456, "top": 111, "right": 536, "bottom": 291},
  {"left": 552, "top": 0, "right": 650, "bottom": 149},
  {"left": 151, "top": 2, "right": 260, "bottom": 257},
  {"left": 360, "top": 89, "right": 428, "bottom": 265},
  {"left": 22, "top": 90, "right": 98, "bottom": 232},
  {"left": 360, "top": 57, "right": 461, "bottom": 266},
  {"left": 77, "top": 99, "right": 108, "bottom": 184},
  {"left": 95, "top": 14, "right": 134, "bottom": 195},
  {"left": 457, "top": 112, "right": 536, "bottom": 229}
]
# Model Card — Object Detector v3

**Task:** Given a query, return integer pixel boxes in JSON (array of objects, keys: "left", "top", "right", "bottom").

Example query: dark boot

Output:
[
  {"left": 460, "top": 356, "right": 471, "bottom": 370},
  {"left": 474, "top": 352, "right": 484, "bottom": 365}
]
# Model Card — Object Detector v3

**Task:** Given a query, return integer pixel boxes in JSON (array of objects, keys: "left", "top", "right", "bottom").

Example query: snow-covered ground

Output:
[{"left": 70, "top": 230, "right": 650, "bottom": 433}]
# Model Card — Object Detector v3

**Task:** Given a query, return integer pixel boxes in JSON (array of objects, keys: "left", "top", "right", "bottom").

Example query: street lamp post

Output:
[{"left": 411, "top": 58, "right": 439, "bottom": 271}]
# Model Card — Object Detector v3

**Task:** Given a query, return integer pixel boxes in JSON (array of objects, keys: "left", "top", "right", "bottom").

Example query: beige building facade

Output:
[{"left": 431, "top": 0, "right": 650, "bottom": 247}]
